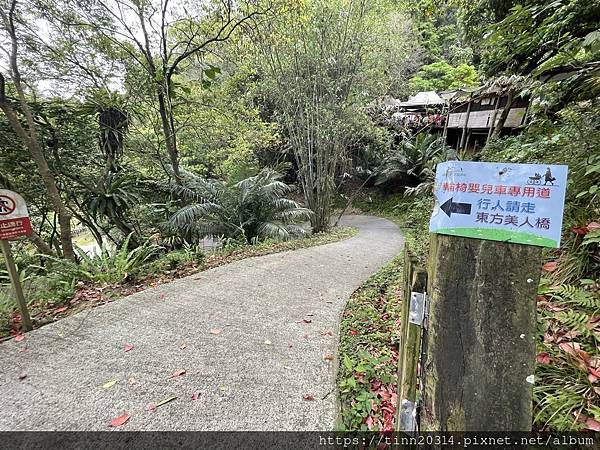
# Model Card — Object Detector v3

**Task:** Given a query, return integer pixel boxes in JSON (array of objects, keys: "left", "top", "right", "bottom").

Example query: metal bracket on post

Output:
[
  {"left": 408, "top": 292, "right": 426, "bottom": 326},
  {"left": 398, "top": 399, "right": 417, "bottom": 433}
]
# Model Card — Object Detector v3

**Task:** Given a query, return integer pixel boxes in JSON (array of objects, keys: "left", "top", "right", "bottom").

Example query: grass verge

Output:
[{"left": 336, "top": 192, "right": 431, "bottom": 431}]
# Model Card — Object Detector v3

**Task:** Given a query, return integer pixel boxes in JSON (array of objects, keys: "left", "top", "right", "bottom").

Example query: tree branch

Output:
[{"left": 167, "top": 7, "right": 269, "bottom": 80}]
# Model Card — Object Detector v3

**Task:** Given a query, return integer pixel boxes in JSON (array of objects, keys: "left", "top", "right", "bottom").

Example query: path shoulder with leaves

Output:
[{"left": 0, "top": 215, "right": 403, "bottom": 431}]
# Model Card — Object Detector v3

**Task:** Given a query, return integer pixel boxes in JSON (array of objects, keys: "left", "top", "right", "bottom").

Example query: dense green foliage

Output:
[
  {"left": 480, "top": 102, "right": 600, "bottom": 432},
  {"left": 481, "top": 0, "right": 600, "bottom": 76},
  {"left": 408, "top": 61, "right": 479, "bottom": 93},
  {"left": 0, "top": 0, "right": 598, "bottom": 433},
  {"left": 373, "top": 134, "right": 454, "bottom": 192},
  {"left": 168, "top": 169, "right": 312, "bottom": 243}
]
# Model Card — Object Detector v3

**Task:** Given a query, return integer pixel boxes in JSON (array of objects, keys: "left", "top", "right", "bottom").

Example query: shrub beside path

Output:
[{"left": 0, "top": 215, "right": 403, "bottom": 431}]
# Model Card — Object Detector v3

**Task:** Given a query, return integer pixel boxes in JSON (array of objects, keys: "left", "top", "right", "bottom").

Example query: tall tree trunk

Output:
[
  {"left": 491, "top": 89, "right": 515, "bottom": 139},
  {"left": 156, "top": 87, "right": 181, "bottom": 183},
  {"left": 0, "top": 2, "right": 76, "bottom": 261},
  {"left": 28, "top": 229, "right": 56, "bottom": 257},
  {"left": 0, "top": 83, "right": 76, "bottom": 261},
  {"left": 133, "top": 2, "right": 182, "bottom": 185}
]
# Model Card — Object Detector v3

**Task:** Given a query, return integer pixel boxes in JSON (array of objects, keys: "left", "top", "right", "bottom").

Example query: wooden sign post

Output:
[
  {"left": 422, "top": 161, "right": 568, "bottom": 431},
  {"left": 422, "top": 234, "right": 541, "bottom": 431},
  {"left": 0, "top": 189, "right": 33, "bottom": 332}
]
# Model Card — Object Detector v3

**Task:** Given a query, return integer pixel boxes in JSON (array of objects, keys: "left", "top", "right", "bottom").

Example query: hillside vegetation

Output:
[{"left": 0, "top": 0, "right": 598, "bottom": 432}]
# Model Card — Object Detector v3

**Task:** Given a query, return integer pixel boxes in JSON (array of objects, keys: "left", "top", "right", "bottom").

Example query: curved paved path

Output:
[{"left": 0, "top": 215, "right": 403, "bottom": 431}]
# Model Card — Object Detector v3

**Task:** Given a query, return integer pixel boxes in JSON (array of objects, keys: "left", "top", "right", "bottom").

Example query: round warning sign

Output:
[
  {"left": 0, "top": 190, "right": 31, "bottom": 240},
  {"left": 0, "top": 195, "right": 16, "bottom": 216}
]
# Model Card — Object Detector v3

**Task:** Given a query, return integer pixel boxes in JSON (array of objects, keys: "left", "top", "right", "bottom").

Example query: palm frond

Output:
[
  {"left": 257, "top": 222, "right": 292, "bottom": 241},
  {"left": 169, "top": 203, "right": 224, "bottom": 228},
  {"left": 273, "top": 207, "right": 313, "bottom": 222},
  {"left": 169, "top": 168, "right": 312, "bottom": 244}
]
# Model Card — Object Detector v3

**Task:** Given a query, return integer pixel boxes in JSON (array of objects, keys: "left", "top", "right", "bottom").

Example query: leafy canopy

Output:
[{"left": 408, "top": 61, "right": 478, "bottom": 93}]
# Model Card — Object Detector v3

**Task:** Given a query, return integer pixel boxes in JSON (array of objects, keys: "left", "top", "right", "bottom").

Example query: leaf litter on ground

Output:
[
  {"left": 103, "top": 380, "right": 117, "bottom": 389},
  {"left": 108, "top": 413, "right": 130, "bottom": 427},
  {"left": 171, "top": 369, "right": 186, "bottom": 378}
]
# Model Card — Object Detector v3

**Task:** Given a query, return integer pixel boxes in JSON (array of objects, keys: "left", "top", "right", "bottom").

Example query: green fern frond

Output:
[{"left": 547, "top": 284, "right": 599, "bottom": 310}]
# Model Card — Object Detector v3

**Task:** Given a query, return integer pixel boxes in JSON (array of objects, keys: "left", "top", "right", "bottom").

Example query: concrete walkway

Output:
[{"left": 0, "top": 215, "right": 403, "bottom": 431}]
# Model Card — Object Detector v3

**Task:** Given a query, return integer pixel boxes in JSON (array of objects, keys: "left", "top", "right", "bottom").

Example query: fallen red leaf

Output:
[
  {"left": 559, "top": 342, "right": 578, "bottom": 356},
  {"left": 377, "top": 388, "right": 391, "bottom": 402},
  {"left": 171, "top": 369, "right": 186, "bottom": 378},
  {"left": 542, "top": 261, "right": 558, "bottom": 272},
  {"left": 349, "top": 330, "right": 358, "bottom": 336},
  {"left": 586, "top": 417, "right": 600, "bottom": 432},
  {"left": 54, "top": 306, "right": 68, "bottom": 313},
  {"left": 572, "top": 226, "right": 589, "bottom": 235},
  {"left": 587, "top": 221, "right": 600, "bottom": 231},
  {"left": 365, "top": 415, "right": 374, "bottom": 430},
  {"left": 146, "top": 403, "right": 157, "bottom": 413},
  {"left": 536, "top": 352, "right": 551, "bottom": 364},
  {"left": 588, "top": 366, "right": 600, "bottom": 379},
  {"left": 124, "top": 344, "right": 134, "bottom": 352},
  {"left": 302, "top": 394, "right": 315, "bottom": 401},
  {"left": 191, "top": 391, "right": 200, "bottom": 400},
  {"left": 108, "top": 413, "right": 130, "bottom": 427},
  {"left": 383, "top": 411, "right": 394, "bottom": 431},
  {"left": 545, "top": 303, "right": 566, "bottom": 313},
  {"left": 14, "top": 334, "right": 25, "bottom": 342},
  {"left": 19, "top": 346, "right": 27, "bottom": 353}
]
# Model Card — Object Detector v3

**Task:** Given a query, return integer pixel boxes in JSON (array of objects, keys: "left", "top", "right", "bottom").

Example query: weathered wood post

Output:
[
  {"left": 397, "top": 251, "right": 427, "bottom": 431},
  {"left": 421, "top": 234, "right": 541, "bottom": 431},
  {"left": 458, "top": 94, "right": 472, "bottom": 150},
  {"left": 423, "top": 161, "right": 568, "bottom": 432},
  {"left": 397, "top": 246, "right": 415, "bottom": 403},
  {"left": 486, "top": 95, "right": 501, "bottom": 142},
  {"left": 396, "top": 245, "right": 427, "bottom": 432},
  {"left": 0, "top": 240, "right": 32, "bottom": 331}
]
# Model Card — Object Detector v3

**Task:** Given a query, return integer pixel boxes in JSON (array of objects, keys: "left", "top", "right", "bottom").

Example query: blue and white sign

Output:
[{"left": 429, "top": 161, "right": 568, "bottom": 248}]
